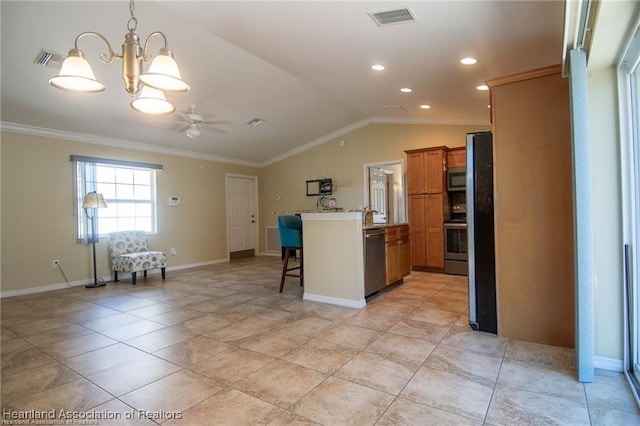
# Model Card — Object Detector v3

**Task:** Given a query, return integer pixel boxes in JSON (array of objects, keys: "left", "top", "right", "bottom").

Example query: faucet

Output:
[{"left": 363, "top": 210, "right": 375, "bottom": 226}]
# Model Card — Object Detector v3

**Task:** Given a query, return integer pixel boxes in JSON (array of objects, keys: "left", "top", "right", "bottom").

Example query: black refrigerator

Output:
[{"left": 466, "top": 131, "right": 497, "bottom": 334}]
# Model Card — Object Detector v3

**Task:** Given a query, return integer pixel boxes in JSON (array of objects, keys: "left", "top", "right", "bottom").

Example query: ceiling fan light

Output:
[
  {"left": 130, "top": 86, "right": 175, "bottom": 115},
  {"left": 49, "top": 50, "right": 105, "bottom": 92},
  {"left": 139, "top": 50, "right": 190, "bottom": 92},
  {"left": 185, "top": 126, "right": 201, "bottom": 139}
]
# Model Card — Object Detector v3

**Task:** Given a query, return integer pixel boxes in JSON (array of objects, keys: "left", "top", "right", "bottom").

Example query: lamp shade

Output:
[
  {"left": 49, "top": 50, "right": 105, "bottom": 93},
  {"left": 130, "top": 86, "right": 175, "bottom": 115},
  {"left": 82, "top": 192, "right": 108, "bottom": 209},
  {"left": 139, "top": 51, "right": 190, "bottom": 92}
]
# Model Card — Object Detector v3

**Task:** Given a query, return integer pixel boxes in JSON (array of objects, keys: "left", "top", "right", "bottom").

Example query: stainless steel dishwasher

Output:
[{"left": 364, "top": 227, "right": 386, "bottom": 297}]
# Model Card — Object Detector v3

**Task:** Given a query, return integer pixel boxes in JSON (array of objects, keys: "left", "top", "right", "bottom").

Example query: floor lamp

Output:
[{"left": 82, "top": 191, "right": 108, "bottom": 288}]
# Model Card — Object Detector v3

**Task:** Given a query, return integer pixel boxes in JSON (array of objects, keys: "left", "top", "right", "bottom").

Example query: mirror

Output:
[{"left": 363, "top": 161, "right": 406, "bottom": 224}]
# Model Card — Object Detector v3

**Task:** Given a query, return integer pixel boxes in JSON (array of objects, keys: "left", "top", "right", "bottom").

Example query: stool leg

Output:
[
  {"left": 161, "top": 267, "right": 166, "bottom": 280},
  {"left": 280, "top": 248, "right": 291, "bottom": 293},
  {"left": 300, "top": 247, "right": 304, "bottom": 287},
  {"left": 132, "top": 272, "right": 137, "bottom": 285}
]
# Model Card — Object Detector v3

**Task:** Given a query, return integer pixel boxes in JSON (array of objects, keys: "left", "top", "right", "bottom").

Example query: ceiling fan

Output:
[{"left": 172, "top": 104, "right": 230, "bottom": 139}]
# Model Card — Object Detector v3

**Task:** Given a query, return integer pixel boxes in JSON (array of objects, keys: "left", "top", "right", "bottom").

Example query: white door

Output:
[
  {"left": 369, "top": 167, "right": 389, "bottom": 223},
  {"left": 227, "top": 175, "right": 257, "bottom": 253}
]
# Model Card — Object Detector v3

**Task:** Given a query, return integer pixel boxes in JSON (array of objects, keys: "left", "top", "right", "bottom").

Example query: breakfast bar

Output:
[{"left": 295, "top": 211, "right": 409, "bottom": 308}]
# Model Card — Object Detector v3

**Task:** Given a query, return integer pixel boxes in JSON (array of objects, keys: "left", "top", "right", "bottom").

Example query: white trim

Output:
[
  {"left": 2, "top": 116, "right": 490, "bottom": 170},
  {"left": 258, "top": 251, "right": 280, "bottom": 257},
  {"left": 0, "top": 259, "right": 228, "bottom": 298},
  {"left": 362, "top": 159, "right": 406, "bottom": 223},
  {"left": 261, "top": 116, "right": 488, "bottom": 167},
  {"left": 0, "top": 121, "right": 262, "bottom": 168},
  {"left": 594, "top": 355, "right": 624, "bottom": 372},
  {"left": 303, "top": 292, "right": 366, "bottom": 309}
]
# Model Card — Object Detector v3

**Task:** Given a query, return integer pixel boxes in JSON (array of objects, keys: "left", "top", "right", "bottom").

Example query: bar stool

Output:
[{"left": 277, "top": 215, "right": 303, "bottom": 292}]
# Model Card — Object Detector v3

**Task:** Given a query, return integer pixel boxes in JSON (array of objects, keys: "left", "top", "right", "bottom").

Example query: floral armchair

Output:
[{"left": 109, "top": 231, "right": 167, "bottom": 285}]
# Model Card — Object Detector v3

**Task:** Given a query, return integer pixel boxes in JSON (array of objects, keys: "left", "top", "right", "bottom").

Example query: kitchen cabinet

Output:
[
  {"left": 405, "top": 147, "right": 448, "bottom": 271},
  {"left": 385, "top": 224, "right": 410, "bottom": 285},
  {"left": 447, "top": 147, "right": 466, "bottom": 168},
  {"left": 488, "top": 65, "right": 574, "bottom": 347}
]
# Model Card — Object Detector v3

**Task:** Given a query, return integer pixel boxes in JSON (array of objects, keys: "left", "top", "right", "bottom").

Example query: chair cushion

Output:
[
  {"left": 112, "top": 251, "right": 167, "bottom": 273},
  {"left": 109, "top": 231, "right": 167, "bottom": 274}
]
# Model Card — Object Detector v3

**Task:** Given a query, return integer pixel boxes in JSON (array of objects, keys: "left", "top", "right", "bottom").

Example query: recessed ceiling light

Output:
[
  {"left": 420, "top": 104, "right": 431, "bottom": 109},
  {"left": 400, "top": 87, "right": 413, "bottom": 93},
  {"left": 460, "top": 57, "right": 478, "bottom": 65},
  {"left": 476, "top": 84, "right": 489, "bottom": 91},
  {"left": 371, "top": 64, "right": 385, "bottom": 71}
]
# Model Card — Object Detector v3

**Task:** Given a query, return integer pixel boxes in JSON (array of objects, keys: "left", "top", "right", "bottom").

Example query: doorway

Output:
[
  {"left": 363, "top": 160, "right": 406, "bottom": 224},
  {"left": 226, "top": 174, "right": 258, "bottom": 259}
]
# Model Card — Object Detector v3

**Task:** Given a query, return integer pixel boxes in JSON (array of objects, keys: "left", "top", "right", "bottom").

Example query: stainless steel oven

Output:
[{"left": 444, "top": 221, "right": 468, "bottom": 275}]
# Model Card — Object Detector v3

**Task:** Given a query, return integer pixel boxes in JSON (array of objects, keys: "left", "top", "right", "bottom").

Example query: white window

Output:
[{"left": 72, "top": 156, "right": 162, "bottom": 239}]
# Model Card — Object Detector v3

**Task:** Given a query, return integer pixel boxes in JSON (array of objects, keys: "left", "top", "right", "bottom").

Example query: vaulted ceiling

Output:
[{"left": 1, "top": 1, "right": 564, "bottom": 166}]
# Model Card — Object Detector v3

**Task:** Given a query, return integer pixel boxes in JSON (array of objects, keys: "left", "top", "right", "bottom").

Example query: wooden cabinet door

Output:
[
  {"left": 408, "top": 195, "right": 426, "bottom": 267},
  {"left": 385, "top": 240, "right": 400, "bottom": 285},
  {"left": 426, "top": 193, "right": 444, "bottom": 268},
  {"left": 406, "top": 152, "right": 425, "bottom": 195},
  {"left": 447, "top": 148, "right": 466, "bottom": 168},
  {"left": 425, "top": 150, "right": 445, "bottom": 193},
  {"left": 399, "top": 236, "right": 411, "bottom": 277}
]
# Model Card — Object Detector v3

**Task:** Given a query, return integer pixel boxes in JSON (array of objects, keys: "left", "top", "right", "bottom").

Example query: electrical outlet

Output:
[
  {"left": 52, "top": 259, "right": 59, "bottom": 268},
  {"left": 170, "top": 248, "right": 177, "bottom": 256}
]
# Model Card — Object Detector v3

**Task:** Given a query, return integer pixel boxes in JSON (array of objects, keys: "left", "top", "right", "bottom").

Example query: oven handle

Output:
[{"left": 444, "top": 223, "right": 467, "bottom": 229}]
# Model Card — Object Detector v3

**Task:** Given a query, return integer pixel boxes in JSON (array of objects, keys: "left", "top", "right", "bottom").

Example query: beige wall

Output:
[
  {"left": 259, "top": 122, "right": 489, "bottom": 252},
  {"left": 588, "top": 67, "right": 624, "bottom": 361},
  {"left": 1, "top": 131, "right": 261, "bottom": 293}
]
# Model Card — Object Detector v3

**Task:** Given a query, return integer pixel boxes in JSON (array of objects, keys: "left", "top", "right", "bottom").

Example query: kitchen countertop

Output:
[{"left": 362, "top": 223, "right": 409, "bottom": 230}]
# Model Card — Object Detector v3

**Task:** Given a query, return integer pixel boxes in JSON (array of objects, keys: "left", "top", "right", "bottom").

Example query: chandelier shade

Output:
[
  {"left": 130, "top": 86, "right": 175, "bottom": 115},
  {"left": 139, "top": 49, "right": 190, "bottom": 92},
  {"left": 49, "top": 50, "right": 105, "bottom": 93}
]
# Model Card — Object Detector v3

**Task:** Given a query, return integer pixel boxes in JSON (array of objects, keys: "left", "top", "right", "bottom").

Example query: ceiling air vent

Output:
[
  {"left": 369, "top": 8, "right": 416, "bottom": 27},
  {"left": 245, "top": 118, "right": 265, "bottom": 127},
  {"left": 381, "top": 105, "right": 408, "bottom": 112},
  {"left": 33, "top": 49, "right": 64, "bottom": 70}
]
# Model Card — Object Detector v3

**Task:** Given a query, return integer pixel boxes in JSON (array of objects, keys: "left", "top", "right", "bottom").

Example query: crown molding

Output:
[
  {"left": 2, "top": 115, "right": 490, "bottom": 169},
  {"left": 0, "top": 121, "right": 262, "bottom": 168}
]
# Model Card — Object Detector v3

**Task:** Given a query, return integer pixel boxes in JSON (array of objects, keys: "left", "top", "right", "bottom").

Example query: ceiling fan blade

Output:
[
  {"left": 175, "top": 125, "right": 189, "bottom": 134},
  {"left": 202, "top": 120, "right": 231, "bottom": 125},
  {"left": 177, "top": 111, "right": 190, "bottom": 121},
  {"left": 206, "top": 127, "right": 227, "bottom": 135}
]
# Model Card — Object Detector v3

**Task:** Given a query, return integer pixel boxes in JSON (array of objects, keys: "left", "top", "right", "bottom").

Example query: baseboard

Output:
[
  {"left": 594, "top": 355, "right": 624, "bottom": 372},
  {"left": 259, "top": 251, "right": 280, "bottom": 257},
  {"left": 0, "top": 258, "right": 230, "bottom": 298},
  {"left": 303, "top": 292, "right": 366, "bottom": 309}
]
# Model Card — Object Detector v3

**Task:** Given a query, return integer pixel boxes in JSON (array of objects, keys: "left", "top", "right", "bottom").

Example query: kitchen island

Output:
[{"left": 298, "top": 211, "right": 409, "bottom": 308}]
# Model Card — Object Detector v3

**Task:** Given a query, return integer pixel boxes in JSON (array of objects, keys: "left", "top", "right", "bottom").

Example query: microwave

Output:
[{"left": 447, "top": 167, "right": 466, "bottom": 191}]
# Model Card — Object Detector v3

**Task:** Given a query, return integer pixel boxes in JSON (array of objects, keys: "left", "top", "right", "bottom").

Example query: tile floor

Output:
[{"left": 1, "top": 256, "right": 639, "bottom": 425}]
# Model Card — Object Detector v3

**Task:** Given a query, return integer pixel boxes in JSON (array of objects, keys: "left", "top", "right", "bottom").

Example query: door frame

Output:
[
  {"left": 225, "top": 173, "right": 260, "bottom": 257},
  {"left": 363, "top": 160, "right": 406, "bottom": 224}
]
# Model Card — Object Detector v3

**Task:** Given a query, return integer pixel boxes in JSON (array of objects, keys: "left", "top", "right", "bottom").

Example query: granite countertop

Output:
[
  {"left": 362, "top": 222, "right": 409, "bottom": 230},
  {"left": 273, "top": 208, "right": 369, "bottom": 215}
]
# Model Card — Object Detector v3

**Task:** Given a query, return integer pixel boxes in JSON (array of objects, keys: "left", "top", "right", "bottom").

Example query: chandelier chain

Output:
[{"left": 127, "top": 0, "right": 138, "bottom": 32}]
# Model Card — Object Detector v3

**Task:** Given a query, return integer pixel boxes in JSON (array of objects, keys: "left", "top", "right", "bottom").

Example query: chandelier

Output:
[{"left": 49, "top": 0, "right": 189, "bottom": 115}]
